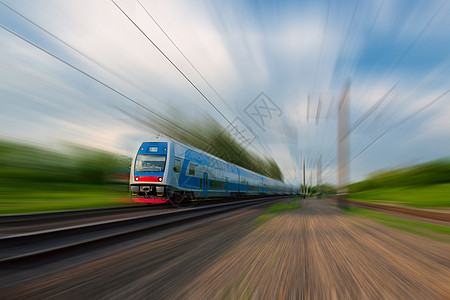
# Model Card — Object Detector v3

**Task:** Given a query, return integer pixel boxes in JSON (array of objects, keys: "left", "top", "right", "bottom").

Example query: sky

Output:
[{"left": 1, "top": 0, "right": 449, "bottom": 186}]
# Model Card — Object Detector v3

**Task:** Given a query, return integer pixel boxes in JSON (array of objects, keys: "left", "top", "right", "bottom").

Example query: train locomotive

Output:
[{"left": 130, "top": 136, "right": 294, "bottom": 204}]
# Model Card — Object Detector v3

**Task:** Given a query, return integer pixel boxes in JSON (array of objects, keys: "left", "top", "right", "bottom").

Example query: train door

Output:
[
  {"left": 246, "top": 181, "right": 249, "bottom": 195},
  {"left": 225, "top": 177, "right": 229, "bottom": 196},
  {"left": 202, "top": 172, "right": 208, "bottom": 197},
  {"left": 259, "top": 179, "right": 263, "bottom": 195},
  {"left": 237, "top": 173, "right": 241, "bottom": 194}
]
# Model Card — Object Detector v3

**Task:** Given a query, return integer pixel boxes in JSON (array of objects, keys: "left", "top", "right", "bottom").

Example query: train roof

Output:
[{"left": 140, "top": 135, "right": 287, "bottom": 185}]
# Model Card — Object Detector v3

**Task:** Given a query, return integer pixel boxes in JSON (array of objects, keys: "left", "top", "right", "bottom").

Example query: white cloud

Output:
[
  {"left": 415, "top": 101, "right": 450, "bottom": 140},
  {"left": 1, "top": 0, "right": 450, "bottom": 184}
]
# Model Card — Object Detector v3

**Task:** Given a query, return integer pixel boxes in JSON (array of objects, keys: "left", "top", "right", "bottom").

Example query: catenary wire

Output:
[{"left": 110, "top": 0, "right": 266, "bottom": 159}]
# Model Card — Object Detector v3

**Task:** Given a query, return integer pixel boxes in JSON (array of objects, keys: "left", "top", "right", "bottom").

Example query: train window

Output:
[
  {"left": 209, "top": 180, "right": 213, "bottom": 189},
  {"left": 174, "top": 159, "right": 181, "bottom": 173},
  {"left": 199, "top": 178, "right": 202, "bottom": 188},
  {"left": 188, "top": 163, "right": 196, "bottom": 176},
  {"left": 135, "top": 155, "right": 166, "bottom": 172},
  {"left": 214, "top": 181, "right": 217, "bottom": 189}
]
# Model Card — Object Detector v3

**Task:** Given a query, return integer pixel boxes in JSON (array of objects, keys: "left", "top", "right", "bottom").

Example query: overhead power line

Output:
[
  {"left": 1, "top": 4, "right": 281, "bottom": 179},
  {"left": 321, "top": 89, "right": 449, "bottom": 181},
  {"left": 136, "top": 0, "right": 233, "bottom": 112},
  {"left": 348, "top": 90, "right": 449, "bottom": 163},
  {"left": 135, "top": 0, "right": 279, "bottom": 163},
  {"left": 0, "top": 23, "right": 216, "bottom": 148},
  {"left": 0, "top": 1, "right": 166, "bottom": 104},
  {"left": 110, "top": 0, "right": 263, "bottom": 158},
  {"left": 2, "top": 0, "right": 275, "bottom": 169}
]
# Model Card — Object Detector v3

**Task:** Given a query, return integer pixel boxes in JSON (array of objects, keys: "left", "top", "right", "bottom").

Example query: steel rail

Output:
[
  {"left": 0, "top": 197, "right": 277, "bottom": 227},
  {"left": 0, "top": 204, "right": 152, "bottom": 227},
  {"left": 332, "top": 197, "right": 450, "bottom": 222},
  {"left": 0, "top": 196, "right": 286, "bottom": 265}
]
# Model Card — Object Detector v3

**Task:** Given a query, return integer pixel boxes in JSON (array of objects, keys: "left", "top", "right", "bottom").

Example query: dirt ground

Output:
[
  {"left": 176, "top": 198, "right": 450, "bottom": 299},
  {"left": 1, "top": 198, "right": 449, "bottom": 299}
]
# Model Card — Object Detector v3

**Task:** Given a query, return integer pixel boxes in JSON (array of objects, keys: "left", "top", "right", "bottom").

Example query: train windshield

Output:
[{"left": 135, "top": 155, "right": 166, "bottom": 172}]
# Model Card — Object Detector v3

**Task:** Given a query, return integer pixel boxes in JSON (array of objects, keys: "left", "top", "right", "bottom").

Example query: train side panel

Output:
[{"left": 130, "top": 137, "right": 294, "bottom": 203}]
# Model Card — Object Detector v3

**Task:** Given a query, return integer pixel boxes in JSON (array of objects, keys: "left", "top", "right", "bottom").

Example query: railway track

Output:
[
  {"left": 0, "top": 198, "right": 267, "bottom": 236},
  {"left": 0, "top": 204, "right": 153, "bottom": 226},
  {"left": 0, "top": 203, "right": 183, "bottom": 236},
  {"left": 334, "top": 198, "right": 450, "bottom": 222},
  {"left": 0, "top": 196, "right": 284, "bottom": 267}
]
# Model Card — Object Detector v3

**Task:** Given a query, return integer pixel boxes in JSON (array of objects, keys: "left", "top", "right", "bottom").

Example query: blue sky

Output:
[{"left": 1, "top": 0, "right": 449, "bottom": 186}]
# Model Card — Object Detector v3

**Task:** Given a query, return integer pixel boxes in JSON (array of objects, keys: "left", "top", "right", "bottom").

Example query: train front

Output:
[{"left": 130, "top": 141, "right": 170, "bottom": 203}]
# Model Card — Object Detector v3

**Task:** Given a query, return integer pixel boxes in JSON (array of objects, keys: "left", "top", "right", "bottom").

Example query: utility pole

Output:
[
  {"left": 309, "top": 171, "right": 312, "bottom": 197},
  {"left": 303, "top": 157, "right": 306, "bottom": 198},
  {"left": 317, "top": 154, "right": 322, "bottom": 198},
  {"left": 337, "top": 81, "right": 350, "bottom": 208}
]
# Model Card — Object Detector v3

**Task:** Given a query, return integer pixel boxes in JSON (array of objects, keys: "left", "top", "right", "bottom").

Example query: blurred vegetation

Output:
[
  {"left": 143, "top": 108, "right": 283, "bottom": 181},
  {"left": 254, "top": 202, "right": 301, "bottom": 226},
  {"left": 0, "top": 139, "right": 132, "bottom": 214},
  {"left": 347, "top": 159, "right": 450, "bottom": 208},
  {"left": 0, "top": 140, "right": 131, "bottom": 187},
  {"left": 301, "top": 184, "right": 336, "bottom": 196},
  {"left": 348, "top": 159, "right": 450, "bottom": 192},
  {"left": 347, "top": 185, "right": 450, "bottom": 208},
  {"left": 343, "top": 206, "right": 450, "bottom": 241},
  {"left": 318, "top": 184, "right": 337, "bottom": 195}
]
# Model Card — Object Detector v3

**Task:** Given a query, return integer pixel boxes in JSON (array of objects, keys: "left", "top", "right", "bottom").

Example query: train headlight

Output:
[
  {"left": 158, "top": 177, "right": 163, "bottom": 182},
  {"left": 135, "top": 177, "right": 139, "bottom": 181},
  {"left": 156, "top": 186, "right": 164, "bottom": 196}
]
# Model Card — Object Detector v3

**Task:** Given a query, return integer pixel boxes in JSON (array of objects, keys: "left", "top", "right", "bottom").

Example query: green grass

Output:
[
  {"left": 342, "top": 206, "right": 450, "bottom": 241},
  {"left": 267, "top": 203, "right": 302, "bottom": 213},
  {"left": 0, "top": 184, "right": 135, "bottom": 214},
  {"left": 347, "top": 184, "right": 450, "bottom": 208},
  {"left": 254, "top": 202, "right": 301, "bottom": 226}
]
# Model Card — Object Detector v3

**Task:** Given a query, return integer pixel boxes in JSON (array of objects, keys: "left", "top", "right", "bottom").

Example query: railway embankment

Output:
[
  {"left": 176, "top": 197, "right": 450, "bottom": 299},
  {"left": 339, "top": 197, "right": 450, "bottom": 222},
  {"left": 1, "top": 197, "right": 448, "bottom": 299}
]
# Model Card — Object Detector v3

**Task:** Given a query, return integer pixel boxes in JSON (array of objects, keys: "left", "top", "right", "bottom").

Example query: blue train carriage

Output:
[
  {"left": 130, "top": 137, "right": 169, "bottom": 203},
  {"left": 130, "top": 136, "right": 291, "bottom": 204},
  {"left": 130, "top": 136, "right": 239, "bottom": 204}
]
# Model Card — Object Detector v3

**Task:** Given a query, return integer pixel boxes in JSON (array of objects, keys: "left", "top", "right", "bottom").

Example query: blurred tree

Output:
[
  {"left": 147, "top": 108, "right": 284, "bottom": 181},
  {"left": 348, "top": 159, "right": 450, "bottom": 192},
  {"left": 0, "top": 139, "right": 131, "bottom": 189}
]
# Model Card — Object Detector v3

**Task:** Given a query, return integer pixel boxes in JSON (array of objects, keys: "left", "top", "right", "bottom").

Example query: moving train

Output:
[{"left": 130, "top": 136, "right": 295, "bottom": 204}]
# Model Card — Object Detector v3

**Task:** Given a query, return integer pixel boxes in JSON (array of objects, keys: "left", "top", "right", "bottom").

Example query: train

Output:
[{"left": 130, "top": 136, "right": 295, "bottom": 204}]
